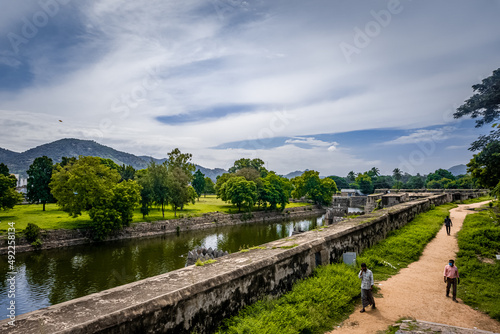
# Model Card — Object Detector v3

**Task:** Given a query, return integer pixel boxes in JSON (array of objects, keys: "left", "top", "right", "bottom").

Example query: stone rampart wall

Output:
[{"left": 3, "top": 192, "right": 484, "bottom": 334}]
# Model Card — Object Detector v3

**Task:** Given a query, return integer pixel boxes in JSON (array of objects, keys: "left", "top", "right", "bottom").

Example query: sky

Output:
[{"left": 0, "top": 0, "right": 499, "bottom": 177}]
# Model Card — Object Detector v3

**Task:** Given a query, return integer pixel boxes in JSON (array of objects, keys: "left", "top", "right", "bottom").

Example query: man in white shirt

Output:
[{"left": 358, "top": 263, "right": 375, "bottom": 313}]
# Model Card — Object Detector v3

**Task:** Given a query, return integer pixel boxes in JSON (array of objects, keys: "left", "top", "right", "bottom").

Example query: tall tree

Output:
[
  {"left": 406, "top": 174, "right": 425, "bottom": 189},
  {"left": 0, "top": 163, "right": 9, "bottom": 176},
  {"left": 145, "top": 161, "right": 169, "bottom": 218},
  {"left": 203, "top": 177, "right": 215, "bottom": 196},
  {"left": 228, "top": 158, "right": 268, "bottom": 177},
  {"left": 292, "top": 170, "right": 338, "bottom": 205},
  {"left": 346, "top": 171, "right": 356, "bottom": 183},
  {"left": 327, "top": 175, "right": 349, "bottom": 189},
  {"left": 466, "top": 141, "right": 500, "bottom": 189},
  {"left": 27, "top": 156, "right": 54, "bottom": 211},
  {"left": 259, "top": 172, "right": 291, "bottom": 210},
  {"left": 367, "top": 167, "right": 380, "bottom": 178},
  {"left": 219, "top": 176, "right": 257, "bottom": 212},
  {"left": 392, "top": 168, "right": 403, "bottom": 182},
  {"left": 118, "top": 164, "right": 136, "bottom": 181},
  {"left": 355, "top": 173, "right": 374, "bottom": 194},
  {"left": 0, "top": 164, "right": 23, "bottom": 210},
  {"left": 166, "top": 148, "right": 196, "bottom": 216},
  {"left": 453, "top": 68, "right": 500, "bottom": 150},
  {"left": 192, "top": 169, "right": 206, "bottom": 201}
]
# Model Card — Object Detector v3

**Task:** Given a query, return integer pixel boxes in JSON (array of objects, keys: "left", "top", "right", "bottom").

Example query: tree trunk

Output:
[
  {"left": 162, "top": 203, "right": 165, "bottom": 218},
  {"left": 43, "top": 202, "right": 46, "bottom": 211}
]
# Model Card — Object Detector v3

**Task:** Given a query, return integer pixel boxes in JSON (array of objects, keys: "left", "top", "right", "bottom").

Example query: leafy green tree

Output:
[
  {"left": 215, "top": 173, "right": 237, "bottom": 198},
  {"left": 50, "top": 156, "right": 121, "bottom": 216},
  {"left": 456, "top": 174, "right": 477, "bottom": 189},
  {"left": 145, "top": 161, "right": 169, "bottom": 218},
  {"left": 346, "top": 171, "right": 356, "bottom": 183},
  {"left": 327, "top": 175, "right": 349, "bottom": 189},
  {"left": 466, "top": 141, "right": 500, "bottom": 189},
  {"left": 292, "top": 170, "right": 338, "bottom": 205},
  {"left": 110, "top": 180, "right": 141, "bottom": 226},
  {"left": 100, "top": 158, "right": 120, "bottom": 171},
  {"left": 192, "top": 169, "right": 206, "bottom": 201},
  {"left": 168, "top": 167, "right": 195, "bottom": 216},
  {"left": 229, "top": 158, "right": 268, "bottom": 177},
  {"left": 0, "top": 171, "right": 23, "bottom": 210},
  {"left": 136, "top": 169, "right": 154, "bottom": 218},
  {"left": 50, "top": 156, "right": 141, "bottom": 239},
  {"left": 426, "top": 180, "right": 443, "bottom": 189},
  {"left": 166, "top": 148, "right": 196, "bottom": 216},
  {"left": 203, "top": 177, "right": 215, "bottom": 196},
  {"left": 426, "top": 168, "right": 455, "bottom": 188},
  {"left": 406, "top": 174, "right": 425, "bottom": 189},
  {"left": 0, "top": 163, "right": 9, "bottom": 176},
  {"left": 373, "top": 175, "right": 394, "bottom": 190},
  {"left": 453, "top": 68, "right": 500, "bottom": 150},
  {"left": 118, "top": 164, "right": 136, "bottom": 181},
  {"left": 392, "top": 181, "right": 404, "bottom": 190},
  {"left": 27, "top": 156, "right": 54, "bottom": 211},
  {"left": 355, "top": 173, "right": 374, "bottom": 194},
  {"left": 166, "top": 148, "right": 195, "bottom": 176},
  {"left": 59, "top": 156, "right": 77, "bottom": 168},
  {"left": 259, "top": 172, "right": 291, "bottom": 210},
  {"left": 219, "top": 176, "right": 257, "bottom": 212}
]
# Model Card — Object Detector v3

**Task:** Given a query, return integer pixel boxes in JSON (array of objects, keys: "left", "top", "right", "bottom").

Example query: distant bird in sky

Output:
[{"left": 59, "top": 120, "right": 63, "bottom": 122}]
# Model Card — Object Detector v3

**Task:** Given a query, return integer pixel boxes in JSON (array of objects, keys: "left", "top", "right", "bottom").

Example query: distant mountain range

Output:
[
  {"left": 0, "top": 138, "right": 226, "bottom": 181},
  {"left": 447, "top": 164, "right": 467, "bottom": 176}
]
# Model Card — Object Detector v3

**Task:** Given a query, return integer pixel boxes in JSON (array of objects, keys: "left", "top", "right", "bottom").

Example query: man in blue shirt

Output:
[{"left": 359, "top": 263, "right": 375, "bottom": 313}]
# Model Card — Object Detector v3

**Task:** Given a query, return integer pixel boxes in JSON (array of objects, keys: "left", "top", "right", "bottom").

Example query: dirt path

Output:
[{"left": 328, "top": 201, "right": 500, "bottom": 334}]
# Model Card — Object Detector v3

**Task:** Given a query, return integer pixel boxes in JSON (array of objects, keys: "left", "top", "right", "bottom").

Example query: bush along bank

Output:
[
  {"left": 456, "top": 205, "right": 500, "bottom": 321},
  {"left": 215, "top": 203, "right": 457, "bottom": 334}
]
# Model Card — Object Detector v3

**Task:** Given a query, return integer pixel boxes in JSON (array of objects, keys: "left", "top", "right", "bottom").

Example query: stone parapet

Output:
[{"left": 1, "top": 193, "right": 479, "bottom": 334}]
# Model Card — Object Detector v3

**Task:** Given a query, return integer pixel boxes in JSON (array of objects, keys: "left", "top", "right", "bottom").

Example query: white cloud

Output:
[
  {"left": 0, "top": 1, "right": 499, "bottom": 174},
  {"left": 384, "top": 127, "right": 456, "bottom": 145}
]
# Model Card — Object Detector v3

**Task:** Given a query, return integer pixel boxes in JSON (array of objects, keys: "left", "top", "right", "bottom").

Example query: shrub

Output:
[{"left": 24, "top": 222, "right": 41, "bottom": 243}]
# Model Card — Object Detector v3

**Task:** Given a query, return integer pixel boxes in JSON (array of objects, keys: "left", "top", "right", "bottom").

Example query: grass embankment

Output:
[
  {"left": 458, "top": 195, "right": 493, "bottom": 205},
  {"left": 456, "top": 205, "right": 500, "bottom": 321},
  {"left": 0, "top": 195, "right": 311, "bottom": 232},
  {"left": 215, "top": 203, "right": 456, "bottom": 334}
]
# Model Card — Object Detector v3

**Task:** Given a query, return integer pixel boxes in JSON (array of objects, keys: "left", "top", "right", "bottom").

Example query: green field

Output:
[
  {"left": 0, "top": 195, "right": 311, "bottom": 232},
  {"left": 456, "top": 206, "right": 500, "bottom": 321}
]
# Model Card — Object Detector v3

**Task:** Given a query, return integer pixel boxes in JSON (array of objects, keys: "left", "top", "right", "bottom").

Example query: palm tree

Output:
[{"left": 392, "top": 168, "right": 402, "bottom": 182}]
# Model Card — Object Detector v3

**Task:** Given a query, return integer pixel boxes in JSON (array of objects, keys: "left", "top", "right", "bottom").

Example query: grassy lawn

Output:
[
  {"left": 0, "top": 195, "right": 311, "bottom": 232},
  {"left": 456, "top": 205, "right": 500, "bottom": 321}
]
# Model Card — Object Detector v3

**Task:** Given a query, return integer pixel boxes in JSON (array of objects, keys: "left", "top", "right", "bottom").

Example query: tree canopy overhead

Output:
[{"left": 454, "top": 68, "right": 500, "bottom": 151}]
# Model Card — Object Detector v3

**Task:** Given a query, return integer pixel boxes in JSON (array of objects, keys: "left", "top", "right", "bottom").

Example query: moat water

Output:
[{"left": 0, "top": 214, "right": 324, "bottom": 318}]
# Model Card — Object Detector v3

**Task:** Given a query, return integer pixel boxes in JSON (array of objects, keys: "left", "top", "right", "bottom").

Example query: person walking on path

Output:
[
  {"left": 358, "top": 263, "right": 375, "bottom": 313},
  {"left": 444, "top": 216, "right": 453, "bottom": 235},
  {"left": 444, "top": 259, "right": 460, "bottom": 302}
]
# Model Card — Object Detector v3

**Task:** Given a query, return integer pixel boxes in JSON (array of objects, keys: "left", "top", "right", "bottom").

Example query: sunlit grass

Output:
[{"left": 0, "top": 195, "right": 310, "bottom": 232}]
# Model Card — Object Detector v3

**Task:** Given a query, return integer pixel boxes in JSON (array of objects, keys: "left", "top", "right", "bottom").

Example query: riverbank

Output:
[{"left": 0, "top": 205, "right": 325, "bottom": 254}]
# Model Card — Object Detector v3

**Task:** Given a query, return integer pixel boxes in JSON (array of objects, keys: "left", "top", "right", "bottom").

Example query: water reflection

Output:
[{"left": 0, "top": 215, "right": 324, "bottom": 318}]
